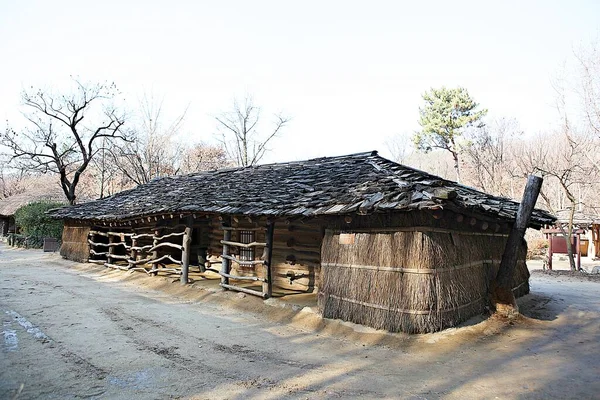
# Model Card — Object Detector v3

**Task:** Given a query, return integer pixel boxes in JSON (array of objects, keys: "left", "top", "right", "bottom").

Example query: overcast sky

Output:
[{"left": 1, "top": 0, "right": 599, "bottom": 163}]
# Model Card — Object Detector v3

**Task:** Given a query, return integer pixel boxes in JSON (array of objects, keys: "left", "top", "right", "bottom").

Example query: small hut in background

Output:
[
  {"left": 543, "top": 210, "right": 600, "bottom": 269},
  {"left": 49, "top": 151, "right": 555, "bottom": 333},
  {"left": 0, "top": 188, "right": 65, "bottom": 237}
]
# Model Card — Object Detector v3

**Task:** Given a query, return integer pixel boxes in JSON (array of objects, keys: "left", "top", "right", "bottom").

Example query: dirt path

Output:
[{"left": 1, "top": 243, "right": 599, "bottom": 399}]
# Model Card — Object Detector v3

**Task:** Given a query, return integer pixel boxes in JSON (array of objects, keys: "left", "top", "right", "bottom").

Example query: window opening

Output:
[{"left": 239, "top": 230, "right": 255, "bottom": 262}]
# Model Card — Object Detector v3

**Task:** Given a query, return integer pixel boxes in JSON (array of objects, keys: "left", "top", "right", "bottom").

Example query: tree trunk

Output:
[
  {"left": 565, "top": 203, "right": 577, "bottom": 271},
  {"left": 451, "top": 149, "right": 461, "bottom": 183}
]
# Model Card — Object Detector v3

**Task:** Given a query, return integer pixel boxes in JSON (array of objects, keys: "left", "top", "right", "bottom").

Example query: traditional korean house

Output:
[
  {"left": 0, "top": 189, "right": 65, "bottom": 236},
  {"left": 543, "top": 210, "right": 600, "bottom": 269},
  {"left": 49, "top": 151, "right": 555, "bottom": 333}
]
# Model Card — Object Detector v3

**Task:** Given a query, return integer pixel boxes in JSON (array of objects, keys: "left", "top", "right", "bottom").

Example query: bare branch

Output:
[
  {"left": 215, "top": 96, "right": 290, "bottom": 167},
  {"left": 1, "top": 79, "right": 128, "bottom": 205}
]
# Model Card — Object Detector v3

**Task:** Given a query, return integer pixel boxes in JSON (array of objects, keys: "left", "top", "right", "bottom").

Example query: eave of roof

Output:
[{"left": 48, "top": 151, "right": 556, "bottom": 228}]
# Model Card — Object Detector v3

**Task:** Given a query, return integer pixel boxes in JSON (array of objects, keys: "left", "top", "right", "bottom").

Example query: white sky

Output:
[{"left": 1, "top": 0, "right": 599, "bottom": 163}]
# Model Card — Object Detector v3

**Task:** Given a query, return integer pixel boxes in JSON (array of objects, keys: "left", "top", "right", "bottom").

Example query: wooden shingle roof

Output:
[{"left": 48, "top": 151, "right": 555, "bottom": 228}]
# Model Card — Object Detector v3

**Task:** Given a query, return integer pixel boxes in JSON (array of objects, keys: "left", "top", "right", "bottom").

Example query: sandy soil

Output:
[{"left": 1, "top": 243, "right": 600, "bottom": 399}]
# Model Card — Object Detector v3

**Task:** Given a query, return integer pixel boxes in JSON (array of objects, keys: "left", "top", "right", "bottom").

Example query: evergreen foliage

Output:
[
  {"left": 414, "top": 87, "right": 487, "bottom": 182},
  {"left": 14, "top": 201, "right": 64, "bottom": 241}
]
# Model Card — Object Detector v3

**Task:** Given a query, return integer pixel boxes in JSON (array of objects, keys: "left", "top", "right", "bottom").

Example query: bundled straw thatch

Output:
[
  {"left": 60, "top": 223, "right": 91, "bottom": 262},
  {"left": 319, "top": 229, "right": 528, "bottom": 333}
]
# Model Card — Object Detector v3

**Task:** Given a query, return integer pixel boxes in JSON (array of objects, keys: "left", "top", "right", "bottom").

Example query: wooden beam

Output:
[
  {"left": 221, "top": 254, "right": 264, "bottom": 266},
  {"left": 129, "top": 237, "right": 137, "bottom": 269},
  {"left": 150, "top": 254, "right": 182, "bottom": 265},
  {"left": 221, "top": 219, "right": 231, "bottom": 288},
  {"left": 221, "top": 227, "right": 264, "bottom": 231},
  {"left": 148, "top": 242, "right": 184, "bottom": 252},
  {"left": 220, "top": 240, "right": 267, "bottom": 248},
  {"left": 151, "top": 229, "right": 160, "bottom": 276},
  {"left": 263, "top": 221, "right": 275, "bottom": 299},
  {"left": 107, "top": 234, "right": 115, "bottom": 266},
  {"left": 154, "top": 231, "right": 186, "bottom": 240},
  {"left": 219, "top": 272, "right": 266, "bottom": 282},
  {"left": 181, "top": 223, "right": 192, "bottom": 285},
  {"left": 220, "top": 283, "right": 267, "bottom": 298}
]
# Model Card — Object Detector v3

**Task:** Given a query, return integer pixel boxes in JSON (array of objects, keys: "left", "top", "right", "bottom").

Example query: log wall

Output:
[
  {"left": 271, "top": 221, "right": 323, "bottom": 292},
  {"left": 207, "top": 216, "right": 324, "bottom": 293}
]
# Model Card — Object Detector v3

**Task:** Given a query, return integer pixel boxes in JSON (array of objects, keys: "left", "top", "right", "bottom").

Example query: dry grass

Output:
[
  {"left": 319, "top": 230, "right": 528, "bottom": 333},
  {"left": 527, "top": 237, "right": 549, "bottom": 260},
  {"left": 60, "top": 224, "right": 91, "bottom": 262}
]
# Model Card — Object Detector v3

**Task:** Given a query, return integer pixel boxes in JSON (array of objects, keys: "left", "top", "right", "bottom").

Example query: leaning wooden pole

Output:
[{"left": 492, "top": 175, "right": 543, "bottom": 317}]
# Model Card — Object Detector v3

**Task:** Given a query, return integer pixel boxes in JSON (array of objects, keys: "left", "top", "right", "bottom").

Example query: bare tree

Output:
[
  {"left": 0, "top": 156, "right": 27, "bottom": 199},
  {"left": 463, "top": 118, "right": 521, "bottom": 196},
  {"left": 216, "top": 96, "right": 290, "bottom": 167},
  {"left": 113, "top": 132, "right": 181, "bottom": 185},
  {"left": 515, "top": 128, "right": 593, "bottom": 271},
  {"left": 384, "top": 132, "right": 413, "bottom": 165},
  {"left": 179, "top": 142, "right": 231, "bottom": 173},
  {"left": 89, "top": 137, "right": 127, "bottom": 198},
  {"left": 572, "top": 42, "right": 600, "bottom": 175},
  {"left": 1, "top": 80, "right": 128, "bottom": 205},
  {"left": 574, "top": 42, "right": 600, "bottom": 139},
  {"left": 112, "top": 93, "right": 186, "bottom": 185}
]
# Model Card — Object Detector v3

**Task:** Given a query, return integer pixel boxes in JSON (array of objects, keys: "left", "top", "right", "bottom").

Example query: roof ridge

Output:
[
  {"left": 175, "top": 150, "right": 381, "bottom": 178},
  {"left": 248, "top": 150, "right": 380, "bottom": 169}
]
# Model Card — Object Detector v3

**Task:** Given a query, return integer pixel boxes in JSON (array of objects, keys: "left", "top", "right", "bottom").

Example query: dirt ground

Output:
[{"left": 1, "top": 243, "right": 600, "bottom": 399}]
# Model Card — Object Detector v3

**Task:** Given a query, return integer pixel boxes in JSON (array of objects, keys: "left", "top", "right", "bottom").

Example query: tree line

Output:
[
  {"left": 2, "top": 43, "right": 598, "bottom": 270},
  {"left": 1, "top": 82, "right": 289, "bottom": 205},
  {"left": 390, "top": 44, "right": 600, "bottom": 270}
]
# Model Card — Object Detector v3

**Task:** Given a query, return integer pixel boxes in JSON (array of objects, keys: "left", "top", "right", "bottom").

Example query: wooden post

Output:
[
  {"left": 129, "top": 237, "right": 137, "bottom": 269},
  {"left": 548, "top": 233, "right": 553, "bottom": 270},
  {"left": 107, "top": 234, "right": 114, "bottom": 266},
  {"left": 198, "top": 248, "right": 207, "bottom": 273},
  {"left": 576, "top": 234, "right": 581, "bottom": 271},
  {"left": 181, "top": 221, "right": 193, "bottom": 285},
  {"left": 221, "top": 220, "right": 231, "bottom": 288},
  {"left": 493, "top": 175, "right": 543, "bottom": 317},
  {"left": 151, "top": 229, "right": 159, "bottom": 276},
  {"left": 262, "top": 221, "right": 275, "bottom": 299}
]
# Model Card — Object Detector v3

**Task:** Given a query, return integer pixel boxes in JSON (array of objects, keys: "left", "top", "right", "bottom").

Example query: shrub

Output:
[
  {"left": 14, "top": 201, "right": 64, "bottom": 244},
  {"left": 8, "top": 233, "right": 43, "bottom": 248},
  {"left": 527, "top": 238, "right": 549, "bottom": 260}
]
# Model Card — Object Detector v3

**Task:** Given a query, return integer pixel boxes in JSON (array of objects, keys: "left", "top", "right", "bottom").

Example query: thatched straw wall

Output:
[
  {"left": 60, "top": 221, "right": 91, "bottom": 262},
  {"left": 319, "top": 228, "right": 528, "bottom": 333}
]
